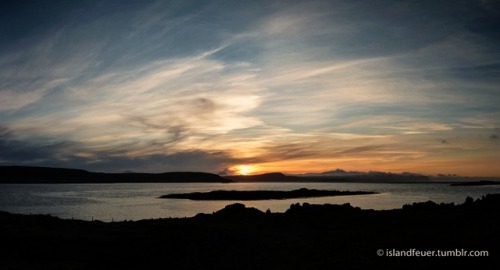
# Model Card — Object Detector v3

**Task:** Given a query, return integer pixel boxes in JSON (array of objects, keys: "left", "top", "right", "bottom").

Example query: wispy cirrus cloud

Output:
[
  {"left": 9, "top": 57, "right": 259, "bottom": 145},
  {"left": 1, "top": 0, "right": 499, "bottom": 176}
]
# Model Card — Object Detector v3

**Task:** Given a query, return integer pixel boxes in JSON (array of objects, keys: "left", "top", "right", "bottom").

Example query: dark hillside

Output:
[{"left": 0, "top": 166, "right": 230, "bottom": 183}]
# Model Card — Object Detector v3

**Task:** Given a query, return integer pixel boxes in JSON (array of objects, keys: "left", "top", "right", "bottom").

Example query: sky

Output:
[{"left": 1, "top": 0, "right": 499, "bottom": 176}]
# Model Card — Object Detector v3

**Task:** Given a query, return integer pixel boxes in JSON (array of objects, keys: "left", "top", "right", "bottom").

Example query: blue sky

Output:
[{"left": 1, "top": 0, "right": 499, "bottom": 176}]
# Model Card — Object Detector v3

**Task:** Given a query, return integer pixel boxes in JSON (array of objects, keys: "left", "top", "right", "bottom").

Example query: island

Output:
[{"left": 160, "top": 188, "right": 377, "bottom": 200}]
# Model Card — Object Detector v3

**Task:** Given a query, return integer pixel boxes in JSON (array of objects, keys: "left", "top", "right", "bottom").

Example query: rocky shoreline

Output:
[{"left": 1, "top": 194, "right": 499, "bottom": 269}]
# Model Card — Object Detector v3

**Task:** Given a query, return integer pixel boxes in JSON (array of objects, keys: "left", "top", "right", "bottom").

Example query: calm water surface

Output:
[{"left": 0, "top": 182, "right": 498, "bottom": 222}]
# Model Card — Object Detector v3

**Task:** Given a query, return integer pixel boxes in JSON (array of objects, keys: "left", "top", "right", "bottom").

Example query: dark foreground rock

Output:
[
  {"left": 160, "top": 188, "right": 377, "bottom": 200},
  {"left": 1, "top": 194, "right": 499, "bottom": 270}
]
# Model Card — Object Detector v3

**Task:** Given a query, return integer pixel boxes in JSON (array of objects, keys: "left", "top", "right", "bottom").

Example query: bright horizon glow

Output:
[
  {"left": 234, "top": 165, "right": 256, "bottom": 176},
  {"left": 0, "top": 1, "right": 499, "bottom": 177}
]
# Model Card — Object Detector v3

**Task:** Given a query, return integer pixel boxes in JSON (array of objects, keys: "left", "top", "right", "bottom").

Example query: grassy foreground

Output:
[{"left": 1, "top": 195, "right": 499, "bottom": 270}]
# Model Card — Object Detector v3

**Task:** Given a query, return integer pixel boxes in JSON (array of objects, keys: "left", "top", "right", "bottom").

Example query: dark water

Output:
[{"left": 0, "top": 182, "right": 498, "bottom": 221}]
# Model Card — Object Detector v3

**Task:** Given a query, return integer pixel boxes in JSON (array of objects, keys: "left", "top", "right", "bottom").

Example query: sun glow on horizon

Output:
[{"left": 235, "top": 165, "right": 255, "bottom": 175}]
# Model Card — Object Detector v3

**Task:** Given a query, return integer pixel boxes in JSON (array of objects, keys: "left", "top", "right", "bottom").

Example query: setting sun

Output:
[{"left": 235, "top": 165, "right": 255, "bottom": 175}]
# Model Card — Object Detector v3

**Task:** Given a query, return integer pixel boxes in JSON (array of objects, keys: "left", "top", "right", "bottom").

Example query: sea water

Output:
[{"left": 0, "top": 182, "right": 498, "bottom": 222}]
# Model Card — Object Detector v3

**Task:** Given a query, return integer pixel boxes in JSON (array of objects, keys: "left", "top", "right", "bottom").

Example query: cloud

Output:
[
  {"left": 0, "top": 125, "right": 240, "bottom": 173},
  {"left": 0, "top": 22, "right": 106, "bottom": 112},
  {"left": 1, "top": 1, "right": 500, "bottom": 175},
  {"left": 76, "top": 150, "right": 240, "bottom": 173},
  {"left": 0, "top": 126, "right": 79, "bottom": 164},
  {"left": 0, "top": 53, "right": 70, "bottom": 111},
  {"left": 5, "top": 49, "right": 262, "bottom": 146}
]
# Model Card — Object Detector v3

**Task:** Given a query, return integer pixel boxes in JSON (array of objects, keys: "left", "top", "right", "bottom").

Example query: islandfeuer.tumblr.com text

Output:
[{"left": 377, "top": 249, "right": 489, "bottom": 257}]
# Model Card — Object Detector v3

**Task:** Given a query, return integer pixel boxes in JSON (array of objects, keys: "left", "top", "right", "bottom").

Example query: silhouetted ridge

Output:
[
  {"left": 0, "top": 166, "right": 230, "bottom": 183},
  {"left": 225, "top": 172, "right": 303, "bottom": 182},
  {"left": 226, "top": 171, "right": 432, "bottom": 183},
  {"left": 0, "top": 166, "right": 92, "bottom": 182},
  {"left": 450, "top": 180, "right": 500, "bottom": 186}
]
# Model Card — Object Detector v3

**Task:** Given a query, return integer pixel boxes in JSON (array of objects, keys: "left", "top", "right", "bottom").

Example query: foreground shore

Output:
[{"left": 1, "top": 195, "right": 499, "bottom": 270}]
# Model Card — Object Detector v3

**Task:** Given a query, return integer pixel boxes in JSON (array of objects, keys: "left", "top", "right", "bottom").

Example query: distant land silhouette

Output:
[
  {"left": 0, "top": 194, "right": 498, "bottom": 269},
  {"left": 160, "top": 188, "right": 377, "bottom": 200},
  {"left": 450, "top": 180, "right": 500, "bottom": 186},
  {"left": 226, "top": 171, "right": 432, "bottom": 183},
  {"left": 0, "top": 166, "right": 229, "bottom": 183},
  {"left": 225, "top": 172, "right": 303, "bottom": 182},
  {"left": 2, "top": 166, "right": 498, "bottom": 184}
]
